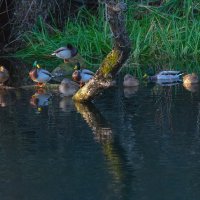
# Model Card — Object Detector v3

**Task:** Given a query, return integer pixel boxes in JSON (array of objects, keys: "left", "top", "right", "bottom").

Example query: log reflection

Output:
[
  {"left": 74, "top": 102, "right": 127, "bottom": 183},
  {"left": 74, "top": 102, "right": 112, "bottom": 142}
]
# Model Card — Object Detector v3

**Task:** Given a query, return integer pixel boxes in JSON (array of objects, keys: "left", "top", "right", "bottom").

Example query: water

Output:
[{"left": 0, "top": 82, "right": 200, "bottom": 200}]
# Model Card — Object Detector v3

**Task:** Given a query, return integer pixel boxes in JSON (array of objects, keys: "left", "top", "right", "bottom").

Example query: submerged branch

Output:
[{"left": 73, "top": 0, "right": 131, "bottom": 102}]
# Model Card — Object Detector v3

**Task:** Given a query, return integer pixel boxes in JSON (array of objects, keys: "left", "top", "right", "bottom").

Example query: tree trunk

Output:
[{"left": 73, "top": 0, "right": 131, "bottom": 102}]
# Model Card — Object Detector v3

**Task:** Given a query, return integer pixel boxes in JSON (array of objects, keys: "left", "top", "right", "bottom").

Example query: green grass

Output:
[{"left": 14, "top": 0, "right": 200, "bottom": 76}]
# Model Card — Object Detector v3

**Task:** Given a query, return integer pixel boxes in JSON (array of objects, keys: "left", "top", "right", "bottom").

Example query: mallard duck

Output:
[
  {"left": 51, "top": 44, "right": 78, "bottom": 63},
  {"left": 123, "top": 74, "right": 139, "bottom": 87},
  {"left": 59, "top": 78, "right": 79, "bottom": 97},
  {"left": 183, "top": 73, "right": 199, "bottom": 84},
  {"left": 30, "top": 89, "right": 52, "bottom": 112},
  {"left": 145, "top": 70, "right": 183, "bottom": 82},
  {"left": 72, "top": 62, "right": 94, "bottom": 86},
  {"left": 29, "top": 61, "right": 52, "bottom": 87},
  {"left": 0, "top": 66, "right": 9, "bottom": 85}
]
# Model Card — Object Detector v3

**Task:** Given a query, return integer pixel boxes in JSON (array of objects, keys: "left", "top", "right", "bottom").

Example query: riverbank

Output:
[{"left": 12, "top": 0, "right": 200, "bottom": 75}]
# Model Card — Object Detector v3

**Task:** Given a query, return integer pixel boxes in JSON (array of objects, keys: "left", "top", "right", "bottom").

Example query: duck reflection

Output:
[
  {"left": 59, "top": 97, "right": 75, "bottom": 113},
  {"left": 183, "top": 82, "right": 199, "bottom": 93},
  {"left": 30, "top": 89, "right": 52, "bottom": 113},
  {"left": 0, "top": 89, "right": 16, "bottom": 107},
  {"left": 123, "top": 86, "right": 139, "bottom": 98}
]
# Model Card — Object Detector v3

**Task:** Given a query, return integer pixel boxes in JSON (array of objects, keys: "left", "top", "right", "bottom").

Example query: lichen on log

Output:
[{"left": 73, "top": 0, "right": 131, "bottom": 102}]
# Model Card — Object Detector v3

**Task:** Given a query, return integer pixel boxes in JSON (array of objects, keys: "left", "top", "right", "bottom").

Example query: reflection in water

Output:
[
  {"left": 123, "top": 86, "right": 138, "bottom": 98},
  {"left": 59, "top": 96, "right": 74, "bottom": 112},
  {"left": 74, "top": 102, "right": 113, "bottom": 142},
  {"left": 1, "top": 80, "right": 200, "bottom": 199},
  {"left": 74, "top": 102, "right": 133, "bottom": 194},
  {"left": 183, "top": 82, "right": 199, "bottom": 93},
  {"left": 0, "top": 89, "right": 16, "bottom": 107},
  {"left": 30, "top": 89, "right": 52, "bottom": 113}
]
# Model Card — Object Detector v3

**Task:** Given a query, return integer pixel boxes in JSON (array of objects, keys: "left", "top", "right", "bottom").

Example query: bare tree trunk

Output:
[{"left": 73, "top": 0, "right": 131, "bottom": 102}]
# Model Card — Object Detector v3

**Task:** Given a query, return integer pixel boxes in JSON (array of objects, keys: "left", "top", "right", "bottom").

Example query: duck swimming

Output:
[
  {"left": 183, "top": 73, "right": 199, "bottom": 93},
  {"left": 0, "top": 66, "right": 9, "bottom": 85},
  {"left": 183, "top": 73, "right": 199, "bottom": 84},
  {"left": 72, "top": 62, "right": 94, "bottom": 86},
  {"left": 51, "top": 44, "right": 78, "bottom": 63},
  {"left": 29, "top": 61, "right": 52, "bottom": 87},
  {"left": 123, "top": 74, "right": 139, "bottom": 87},
  {"left": 144, "top": 70, "right": 183, "bottom": 83}
]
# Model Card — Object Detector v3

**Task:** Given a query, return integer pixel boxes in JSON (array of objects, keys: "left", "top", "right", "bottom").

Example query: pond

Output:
[{"left": 0, "top": 79, "right": 200, "bottom": 200}]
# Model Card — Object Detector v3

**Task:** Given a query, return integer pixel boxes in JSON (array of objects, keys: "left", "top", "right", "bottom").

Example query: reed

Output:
[{"left": 14, "top": 0, "right": 200, "bottom": 75}]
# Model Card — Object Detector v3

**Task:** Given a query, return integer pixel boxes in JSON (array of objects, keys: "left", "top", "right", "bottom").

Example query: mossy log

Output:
[
  {"left": 73, "top": 0, "right": 131, "bottom": 102},
  {"left": 19, "top": 84, "right": 60, "bottom": 90}
]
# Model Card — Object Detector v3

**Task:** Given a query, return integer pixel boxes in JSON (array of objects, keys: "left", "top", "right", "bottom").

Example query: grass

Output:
[{"left": 14, "top": 0, "right": 200, "bottom": 76}]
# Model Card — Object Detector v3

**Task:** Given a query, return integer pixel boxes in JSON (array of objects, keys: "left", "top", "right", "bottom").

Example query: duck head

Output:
[
  {"left": 29, "top": 61, "right": 40, "bottom": 80},
  {"left": 67, "top": 44, "right": 78, "bottom": 57},
  {"left": 72, "top": 70, "right": 81, "bottom": 82},
  {"left": 143, "top": 67, "right": 155, "bottom": 81},
  {"left": 74, "top": 62, "right": 81, "bottom": 70}
]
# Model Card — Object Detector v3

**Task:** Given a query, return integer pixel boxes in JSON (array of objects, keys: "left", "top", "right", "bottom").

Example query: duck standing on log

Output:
[
  {"left": 29, "top": 61, "right": 53, "bottom": 87},
  {"left": 72, "top": 62, "right": 94, "bottom": 87}
]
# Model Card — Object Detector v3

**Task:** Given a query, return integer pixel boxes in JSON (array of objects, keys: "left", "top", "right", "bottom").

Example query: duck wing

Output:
[
  {"left": 52, "top": 47, "right": 68, "bottom": 54},
  {"left": 39, "top": 69, "right": 52, "bottom": 77},
  {"left": 159, "top": 71, "right": 182, "bottom": 76},
  {"left": 81, "top": 69, "right": 95, "bottom": 76}
]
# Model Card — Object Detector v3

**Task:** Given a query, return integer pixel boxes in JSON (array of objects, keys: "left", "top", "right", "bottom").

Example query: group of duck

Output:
[
  {"left": 0, "top": 43, "right": 199, "bottom": 92},
  {"left": 123, "top": 70, "right": 199, "bottom": 90},
  {"left": 29, "top": 44, "right": 94, "bottom": 88}
]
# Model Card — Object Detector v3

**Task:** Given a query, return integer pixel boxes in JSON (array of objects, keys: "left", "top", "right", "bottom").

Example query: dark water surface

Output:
[{"left": 0, "top": 82, "right": 200, "bottom": 200}]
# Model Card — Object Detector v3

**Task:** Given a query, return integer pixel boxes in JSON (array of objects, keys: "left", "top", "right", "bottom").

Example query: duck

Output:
[
  {"left": 30, "top": 89, "right": 52, "bottom": 112},
  {"left": 183, "top": 73, "right": 199, "bottom": 84},
  {"left": 0, "top": 66, "right": 9, "bottom": 85},
  {"left": 72, "top": 62, "right": 94, "bottom": 86},
  {"left": 51, "top": 44, "right": 78, "bottom": 63},
  {"left": 29, "top": 61, "right": 52, "bottom": 87},
  {"left": 183, "top": 73, "right": 199, "bottom": 93},
  {"left": 144, "top": 70, "right": 183, "bottom": 82},
  {"left": 123, "top": 74, "right": 139, "bottom": 87},
  {"left": 59, "top": 78, "right": 79, "bottom": 96}
]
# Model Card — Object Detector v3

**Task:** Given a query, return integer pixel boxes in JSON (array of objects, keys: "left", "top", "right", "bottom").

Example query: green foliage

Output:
[{"left": 14, "top": 0, "right": 200, "bottom": 75}]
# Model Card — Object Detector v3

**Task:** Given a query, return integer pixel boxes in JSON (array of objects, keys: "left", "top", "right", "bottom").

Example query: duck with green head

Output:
[
  {"left": 72, "top": 62, "right": 94, "bottom": 86},
  {"left": 51, "top": 44, "right": 78, "bottom": 63},
  {"left": 0, "top": 66, "right": 9, "bottom": 86},
  {"left": 29, "top": 61, "right": 52, "bottom": 87},
  {"left": 144, "top": 68, "right": 183, "bottom": 83}
]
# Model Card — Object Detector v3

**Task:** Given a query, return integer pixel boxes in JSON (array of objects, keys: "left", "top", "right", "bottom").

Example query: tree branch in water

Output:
[{"left": 73, "top": 0, "right": 131, "bottom": 102}]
